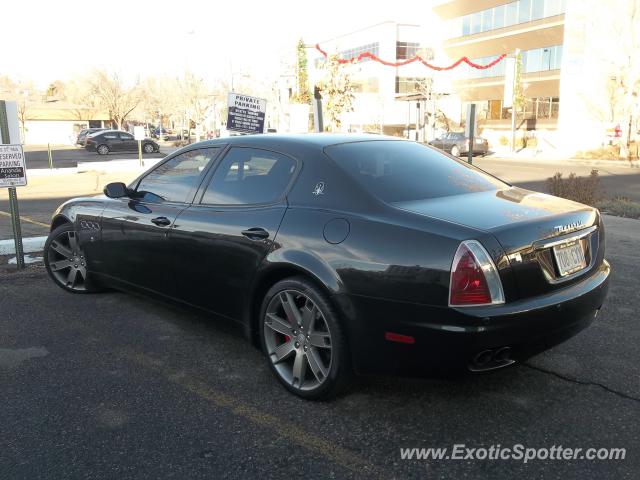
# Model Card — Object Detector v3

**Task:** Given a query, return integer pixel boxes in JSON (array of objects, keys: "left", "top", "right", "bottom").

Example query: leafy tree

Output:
[
  {"left": 319, "top": 54, "right": 355, "bottom": 131},
  {"left": 290, "top": 39, "right": 311, "bottom": 104}
]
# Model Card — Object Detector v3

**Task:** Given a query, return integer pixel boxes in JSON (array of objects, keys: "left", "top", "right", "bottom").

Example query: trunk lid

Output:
[{"left": 394, "top": 187, "right": 602, "bottom": 300}]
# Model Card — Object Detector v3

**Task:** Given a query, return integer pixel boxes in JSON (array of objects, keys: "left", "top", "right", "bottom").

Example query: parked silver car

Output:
[{"left": 428, "top": 132, "right": 489, "bottom": 157}]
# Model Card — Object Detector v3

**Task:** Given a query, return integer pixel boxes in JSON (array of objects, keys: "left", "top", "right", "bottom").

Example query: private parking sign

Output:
[
  {"left": 0, "top": 144, "right": 27, "bottom": 188},
  {"left": 227, "top": 92, "right": 267, "bottom": 134}
]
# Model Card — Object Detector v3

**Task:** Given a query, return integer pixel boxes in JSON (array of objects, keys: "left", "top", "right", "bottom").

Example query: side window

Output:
[
  {"left": 201, "top": 147, "right": 296, "bottom": 205},
  {"left": 136, "top": 148, "right": 219, "bottom": 203},
  {"left": 120, "top": 133, "right": 134, "bottom": 140},
  {"left": 103, "top": 133, "right": 118, "bottom": 139}
]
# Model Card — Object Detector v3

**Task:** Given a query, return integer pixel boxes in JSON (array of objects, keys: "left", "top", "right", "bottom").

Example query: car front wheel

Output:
[
  {"left": 260, "top": 277, "right": 350, "bottom": 400},
  {"left": 44, "top": 223, "right": 103, "bottom": 293},
  {"left": 451, "top": 145, "right": 460, "bottom": 157}
]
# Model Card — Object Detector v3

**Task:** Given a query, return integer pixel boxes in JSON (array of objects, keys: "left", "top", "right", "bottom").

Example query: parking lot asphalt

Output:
[
  {"left": 1, "top": 215, "right": 638, "bottom": 479},
  {"left": 24, "top": 145, "right": 167, "bottom": 169}
]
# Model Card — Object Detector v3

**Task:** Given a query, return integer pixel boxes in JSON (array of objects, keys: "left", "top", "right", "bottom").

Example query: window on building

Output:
[
  {"left": 396, "top": 42, "right": 420, "bottom": 60},
  {"left": 481, "top": 9, "right": 493, "bottom": 32},
  {"left": 531, "top": 0, "right": 545, "bottom": 20},
  {"left": 463, "top": 44, "right": 561, "bottom": 81},
  {"left": 340, "top": 42, "right": 380, "bottom": 63},
  {"left": 545, "top": 0, "right": 565, "bottom": 16},
  {"left": 521, "top": 97, "right": 561, "bottom": 119},
  {"left": 470, "top": 11, "right": 482, "bottom": 34},
  {"left": 395, "top": 77, "right": 426, "bottom": 94},
  {"left": 462, "top": 15, "right": 471, "bottom": 35},
  {"left": 488, "top": 100, "right": 503, "bottom": 120},
  {"left": 505, "top": 1, "right": 518, "bottom": 26},
  {"left": 493, "top": 5, "right": 506, "bottom": 29},
  {"left": 354, "top": 77, "right": 379, "bottom": 93},
  {"left": 460, "top": 0, "right": 566, "bottom": 37},
  {"left": 519, "top": 0, "right": 531, "bottom": 23},
  {"left": 525, "top": 47, "right": 542, "bottom": 72}
]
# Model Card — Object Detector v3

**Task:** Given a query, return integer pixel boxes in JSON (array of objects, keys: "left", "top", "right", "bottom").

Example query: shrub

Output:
[
  {"left": 526, "top": 136, "right": 538, "bottom": 148},
  {"left": 596, "top": 197, "right": 640, "bottom": 219},
  {"left": 498, "top": 135, "right": 509, "bottom": 146},
  {"left": 575, "top": 145, "right": 621, "bottom": 160},
  {"left": 546, "top": 169, "right": 604, "bottom": 205}
]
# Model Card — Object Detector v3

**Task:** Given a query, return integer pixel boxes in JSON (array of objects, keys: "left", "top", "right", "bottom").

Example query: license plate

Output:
[{"left": 553, "top": 241, "right": 587, "bottom": 276}]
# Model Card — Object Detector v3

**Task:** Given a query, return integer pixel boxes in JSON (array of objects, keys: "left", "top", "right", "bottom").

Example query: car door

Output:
[
  {"left": 168, "top": 146, "right": 298, "bottom": 320},
  {"left": 99, "top": 147, "right": 219, "bottom": 296},
  {"left": 99, "top": 132, "right": 119, "bottom": 151},
  {"left": 118, "top": 132, "right": 136, "bottom": 152},
  {"left": 432, "top": 133, "right": 447, "bottom": 150}
]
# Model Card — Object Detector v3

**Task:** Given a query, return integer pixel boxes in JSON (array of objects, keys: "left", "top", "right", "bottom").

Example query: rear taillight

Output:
[{"left": 449, "top": 240, "right": 505, "bottom": 307}]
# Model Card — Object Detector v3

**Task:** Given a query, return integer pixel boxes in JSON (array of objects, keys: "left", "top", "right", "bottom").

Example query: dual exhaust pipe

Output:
[{"left": 470, "top": 346, "right": 514, "bottom": 371}]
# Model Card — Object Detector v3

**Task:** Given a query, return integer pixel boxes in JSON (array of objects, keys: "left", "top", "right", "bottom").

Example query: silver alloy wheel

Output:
[
  {"left": 47, "top": 230, "right": 88, "bottom": 292},
  {"left": 97, "top": 144, "right": 109, "bottom": 155},
  {"left": 451, "top": 145, "right": 460, "bottom": 157},
  {"left": 263, "top": 289, "right": 333, "bottom": 391},
  {"left": 143, "top": 143, "right": 154, "bottom": 153}
]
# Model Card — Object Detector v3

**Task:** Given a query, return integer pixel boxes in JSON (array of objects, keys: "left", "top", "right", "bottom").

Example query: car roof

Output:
[{"left": 187, "top": 133, "right": 403, "bottom": 151}]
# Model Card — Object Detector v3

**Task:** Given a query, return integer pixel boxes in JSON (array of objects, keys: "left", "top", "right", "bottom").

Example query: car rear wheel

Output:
[
  {"left": 96, "top": 144, "right": 109, "bottom": 155},
  {"left": 44, "top": 223, "right": 102, "bottom": 294},
  {"left": 143, "top": 143, "right": 155, "bottom": 154},
  {"left": 260, "top": 277, "right": 350, "bottom": 400},
  {"left": 451, "top": 145, "right": 460, "bottom": 157}
]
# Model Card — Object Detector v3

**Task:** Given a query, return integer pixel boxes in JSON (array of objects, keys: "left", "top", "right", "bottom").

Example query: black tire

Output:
[
  {"left": 143, "top": 143, "right": 155, "bottom": 154},
  {"left": 259, "top": 276, "right": 351, "bottom": 400},
  {"left": 44, "top": 223, "right": 103, "bottom": 294},
  {"left": 96, "top": 144, "right": 109, "bottom": 155}
]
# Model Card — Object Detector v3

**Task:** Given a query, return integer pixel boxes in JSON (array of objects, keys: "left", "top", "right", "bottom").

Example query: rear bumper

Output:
[
  {"left": 84, "top": 144, "right": 97, "bottom": 152},
  {"left": 337, "top": 260, "right": 610, "bottom": 376}
]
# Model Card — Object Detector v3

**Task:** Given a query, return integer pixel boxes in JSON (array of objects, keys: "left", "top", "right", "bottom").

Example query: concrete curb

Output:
[
  {"left": 485, "top": 154, "right": 639, "bottom": 167},
  {"left": 0, "top": 236, "right": 48, "bottom": 255}
]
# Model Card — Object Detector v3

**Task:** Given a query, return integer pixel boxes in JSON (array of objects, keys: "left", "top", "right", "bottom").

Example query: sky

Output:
[{"left": 2, "top": 0, "right": 436, "bottom": 88}]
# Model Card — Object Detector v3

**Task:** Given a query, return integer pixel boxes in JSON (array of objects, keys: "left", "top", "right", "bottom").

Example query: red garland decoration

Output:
[{"left": 315, "top": 44, "right": 506, "bottom": 71}]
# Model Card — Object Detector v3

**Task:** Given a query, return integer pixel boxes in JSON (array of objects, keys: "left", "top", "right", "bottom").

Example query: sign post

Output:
[
  {"left": 134, "top": 126, "right": 145, "bottom": 167},
  {"left": 313, "top": 85, "right": 324, "bottom": 133},
  {"left": 226, "top": 93, "right": 267, "bottom": 134},
  {"left": 503, "top": 50, "right": 520, "bottom": 152},
  {"left": 0, "top": 100, "right": 27, "bottom": 269},
  {"left": 465, "top": 103, "right": 476, "bottom": 165}
]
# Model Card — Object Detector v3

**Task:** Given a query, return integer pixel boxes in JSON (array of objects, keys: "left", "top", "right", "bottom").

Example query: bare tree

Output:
[
  {"left": 88, "top": 70, "right": 142, "bottom": 130},
  {"left": 318, "top": 55, "right": 355, "bottom": 132},
  {"left": 180, "top": 72, "right": 213, "bottom": 142}
]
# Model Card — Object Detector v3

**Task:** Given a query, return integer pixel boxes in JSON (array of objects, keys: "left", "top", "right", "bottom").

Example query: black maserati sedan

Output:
[
  {"left": 45, "top": 134, "right": 610, "bottom": 399},
  {"left": 85, "top": 130, "right": 160, "bottom": 155}
]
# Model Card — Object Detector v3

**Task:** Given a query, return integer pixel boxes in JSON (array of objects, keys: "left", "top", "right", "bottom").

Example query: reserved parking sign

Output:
[{"left": 0, "top": 144, "right": 27, "bottom": 188}]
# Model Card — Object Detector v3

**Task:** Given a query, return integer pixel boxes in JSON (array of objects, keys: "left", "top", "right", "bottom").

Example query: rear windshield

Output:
[{"left": 325, "top": 140, "right": 506, "bottom": 203}]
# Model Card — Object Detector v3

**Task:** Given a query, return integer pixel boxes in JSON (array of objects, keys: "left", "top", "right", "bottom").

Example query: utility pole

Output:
[
  {"left": 313, "top": 85, "right": 324, "bottom": 133},
  {"left": 510, "top": 49, "right": 520, "bottom": 152}
]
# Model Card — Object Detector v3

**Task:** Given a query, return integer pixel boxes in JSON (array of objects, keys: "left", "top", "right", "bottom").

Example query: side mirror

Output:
[{"left": 104, "top": 182, "right": 130, "bottom": 199}]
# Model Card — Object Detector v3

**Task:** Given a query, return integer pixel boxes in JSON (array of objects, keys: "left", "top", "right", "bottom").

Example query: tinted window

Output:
[
  {"left": 136, "top": 148, "right": 218, "bottom": 203},
  {"left": 201, "top": 147, "right": 296, "bottom": 205},
  {"left": 120, "top": 133, "right": 134, "bottom": 140},
  {"left": 325, "top": 141, "right": 506, "bottom": 203},
  {"left": 103, "top": 133, "right": 118, "bottom": 139}
]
